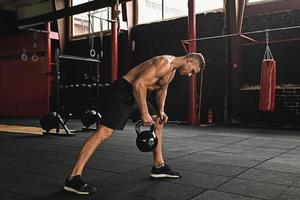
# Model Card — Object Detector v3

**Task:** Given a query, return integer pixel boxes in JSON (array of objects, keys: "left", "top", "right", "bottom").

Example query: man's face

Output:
[{"left": 179, "top": 59, "right": 200, "bottom": 77}]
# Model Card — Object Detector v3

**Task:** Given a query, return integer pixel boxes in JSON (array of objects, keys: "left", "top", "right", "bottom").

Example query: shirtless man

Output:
[{"left": 64, "top": 53, "right": 205, "bottom": 195}]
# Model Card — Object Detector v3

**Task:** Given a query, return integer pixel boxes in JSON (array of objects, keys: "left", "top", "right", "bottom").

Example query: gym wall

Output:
[
  {"left": 63, "top": 12, "right": 226, "bottom": 123},
  {"left": 0, "top": 32, "right": 51, "bottom": 117},
  {"left": 131, "top": 12, "right": 226, "bottom": 123},
  {"left": 62, "top": 8, "right": 300, "bottom": 127},
  {"left": 240, "top": 9, "right": 300, "bottom": 127}
]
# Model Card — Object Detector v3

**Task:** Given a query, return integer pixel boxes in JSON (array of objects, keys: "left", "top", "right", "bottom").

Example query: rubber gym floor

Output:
[{"left": 0, "top": 118, "right": 300, "bottom": 200}]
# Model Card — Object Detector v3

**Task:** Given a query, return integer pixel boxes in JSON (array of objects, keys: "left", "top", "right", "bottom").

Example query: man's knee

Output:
[
  {"left": 151, "top": 115, "right": 164, "bottom": 128},
  {"left": 95, "top": 125, "right": 114, "bottom": 140}
]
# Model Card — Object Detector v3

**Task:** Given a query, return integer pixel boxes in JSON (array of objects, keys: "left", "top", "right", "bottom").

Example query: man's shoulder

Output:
[
  {"left": 155, "top": 55, "right": 175, "bottom": 60},
  {"left": 151, "top": 55, "right": 174, "bottom": 65}
]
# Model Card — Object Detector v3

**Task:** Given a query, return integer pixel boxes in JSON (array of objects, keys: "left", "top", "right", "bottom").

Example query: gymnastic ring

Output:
[
  {"left": 90, "top": 49, "right": 96, "bottom": 57},
  {"left": 21, "top": 53, "right": 28, "bottom": 61},
  {"left": 31, "top": 54, "right": 39, "bottom": 62}
]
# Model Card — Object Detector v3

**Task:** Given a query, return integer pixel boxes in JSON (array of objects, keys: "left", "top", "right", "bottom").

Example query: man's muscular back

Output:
[{"left": 123, "top": 55, "right": 176, "bottom": 91}]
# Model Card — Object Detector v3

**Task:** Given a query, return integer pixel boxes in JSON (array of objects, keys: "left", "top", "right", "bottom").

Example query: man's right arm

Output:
[
  {"left": 132, "top": 79, "right": 152, "bottom": 125},
  {"left": 131, "top": 64, "right": 158, "bottom": 125},
  {"left": 131, "top": 57, "right": 170, "bottom": 125}
]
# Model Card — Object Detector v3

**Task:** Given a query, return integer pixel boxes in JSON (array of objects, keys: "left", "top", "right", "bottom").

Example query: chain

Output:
[
  {"left": 264, "top": 30, "right": 273, "bottom": 60},
  {"left": 265, "top": 29, "right": 270, "bottom": 45},
  {"left": 31, "top": 31, "right": 39, "bottom": 62},
  {"left": 113, "top": 0, "right": 121, "bottom": 33}
]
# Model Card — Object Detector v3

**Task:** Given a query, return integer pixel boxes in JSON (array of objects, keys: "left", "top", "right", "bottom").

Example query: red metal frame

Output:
[
  {"left": 187, "top": 0, "right": 198, "bottom": 125},
  {"left": 46, "top": 22, "right": 52, "bottom": 113},
  {"left": 111, "top": 3, "right": 119, "bottom": 82}
]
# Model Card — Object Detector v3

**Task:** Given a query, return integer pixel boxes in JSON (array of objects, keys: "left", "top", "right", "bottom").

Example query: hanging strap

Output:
[
  {"left": 32, "top": 31, "right": 39, "bottom": 62},
  {"left": 21, "top": 31, "right": 28, "bottom": 61},
  {"left": 263, "top": 30, "right": 274, "bottom": 60},
  {"left": 99, "top": 18, "right": 104, "bottom": 59},
  {"left": 89, "top": 12, "right": 96, "bottom": 57}
]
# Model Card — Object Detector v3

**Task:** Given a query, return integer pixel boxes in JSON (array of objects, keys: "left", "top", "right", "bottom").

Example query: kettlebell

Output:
[
  {"left": 81, "top": 109, "right": 101, "bottom": 128},
  {"left": 40, "top": 112, "right": 59, "bottom": 131},
  {"left": 135, "top": 121, "right": 158, "bottom": 152}
]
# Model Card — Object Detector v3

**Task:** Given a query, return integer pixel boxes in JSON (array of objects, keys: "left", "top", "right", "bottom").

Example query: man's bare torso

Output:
[{"left": 123, "top": 55, "right": 176, "bottom": 91}]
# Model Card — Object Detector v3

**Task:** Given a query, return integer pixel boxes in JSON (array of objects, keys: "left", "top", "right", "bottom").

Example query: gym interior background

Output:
[
  {"left": 1, "top": 0, "right": 300, "bottom": 200},
  {"left": 1, "top": 0, "right": 300, "bottom": 126}
]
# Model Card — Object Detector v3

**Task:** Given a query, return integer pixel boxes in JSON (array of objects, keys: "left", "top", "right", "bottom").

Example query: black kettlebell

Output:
[
  {"left": 40, "top": 112, "right": 58, "bottom": 131},
  {"left": 81, "top": 109, "right": 101, "bottom": 128},
  {"left": 135, "top": 121, "right": 158, "bottom": 152}
]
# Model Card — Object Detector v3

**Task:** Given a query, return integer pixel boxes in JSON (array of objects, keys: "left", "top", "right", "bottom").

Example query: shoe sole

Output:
[
  {"left": 151, "top": 174, "right": 181, "bottom": 178},
  {"left": 64, "top": 186, "right": 89, "bottom": 195}
]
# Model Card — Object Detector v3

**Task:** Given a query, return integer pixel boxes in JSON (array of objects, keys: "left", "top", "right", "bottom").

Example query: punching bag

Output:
[
  {"left": 259, "top": 33, "right": 276, "bottom": 112},
  {"left": 259, "top": 59, "right": 276, "bottom": 111}
]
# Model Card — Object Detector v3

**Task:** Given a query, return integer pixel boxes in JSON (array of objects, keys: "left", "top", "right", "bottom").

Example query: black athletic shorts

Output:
[{"left": 100, "top": 78, "right": 158, "bottom": 130}]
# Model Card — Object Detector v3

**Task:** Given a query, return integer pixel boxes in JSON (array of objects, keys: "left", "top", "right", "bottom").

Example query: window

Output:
[
  {"left": 248, "top": 0, "right": 275, "bottom": 4},
  {"left": 195, "top": 0, "right": 223, "bottom": 14},
  {"left": 138, "top": 0, "right": 224, "bottom": 24},
  {"left": 71, "top": 0, "right": 127, "bottom": 37},
  {"left": 138, "top": 0, "right": 163, "bottom": 24},
  {"left": 164, "top": 0, "right": 188, "bottom": 19}
]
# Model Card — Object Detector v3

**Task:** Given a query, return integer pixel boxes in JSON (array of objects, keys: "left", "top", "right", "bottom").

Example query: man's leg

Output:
[
  {"left": 150, "top": 115, "right": 181, "bottom": 178},
  {"left": 151, "top": 115, "right": 165, "bottom": 166},
  {"left": 64, "top": 125, "right": 113, "bottom": 195},
  {"left": 71, "top": 125, "right": 114, "bottom": 176}
]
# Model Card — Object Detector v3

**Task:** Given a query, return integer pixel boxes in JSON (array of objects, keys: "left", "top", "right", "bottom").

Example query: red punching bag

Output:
[{"left": 259, "top": 33, "right": 276, "bottom": 112}]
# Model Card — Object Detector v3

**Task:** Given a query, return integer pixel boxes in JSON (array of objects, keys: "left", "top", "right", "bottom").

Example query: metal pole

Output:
[
  {"left": 55, "top": 48, "right": 60, "bottom": 133},
  {"left": 187, "top": 0, "right": 198, "bottom": 125},
  {"left": 198, "top": 71, "right": 204, "bottom": 121},
  {"left": 162, "top": 0, "right": 165, "bottom": 20},
  {"left": 111, "top": 2, "right": 119, "bottom": 82},
  {"left": 96, "top": 54, "right": 100, "bottom": 127},
  {"left": 46, "top": 22, "right": 51, "bottom": 114},
  {"left": 90, "top": 14, "right": 117, "bottom": 23},
  {"left": 181, "top": 25, "right": 300, "bottom": 43}
]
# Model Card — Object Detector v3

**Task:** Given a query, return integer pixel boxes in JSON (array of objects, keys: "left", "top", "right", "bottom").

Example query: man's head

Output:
[{"left": 178, "top": 53, "right": 205, "bottom": 77}]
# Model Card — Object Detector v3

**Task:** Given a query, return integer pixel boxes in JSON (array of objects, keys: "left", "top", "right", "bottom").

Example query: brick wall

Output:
[
  {"left": 240, "top": 9, "right": 300, "bottom": 127},
  {"left": 276, "top": 89, "right": 300, "bottom": 115},
  {"left": 240, "top": 87, "right": 300, "bottom": 127}
]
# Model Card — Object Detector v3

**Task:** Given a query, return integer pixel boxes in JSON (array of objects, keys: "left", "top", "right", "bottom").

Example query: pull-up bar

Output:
[
  {"left": 58, "top": 55, "right": 101, "bottom": 63},
  {"left": 181, "top": 25, "right": 300, "bottom": 43},
  {"left": 89, "top": 14, "right": 117, "bottom": 23}
]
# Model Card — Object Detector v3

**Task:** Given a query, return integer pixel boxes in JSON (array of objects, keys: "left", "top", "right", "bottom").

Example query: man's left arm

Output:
[{"left": 155, "top": 85, "right": 168, "bottom": 124}]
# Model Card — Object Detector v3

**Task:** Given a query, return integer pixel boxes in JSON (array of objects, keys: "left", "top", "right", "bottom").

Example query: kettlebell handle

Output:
[{"left": 135, "top": 120, "right": 156, "bottom": 135}]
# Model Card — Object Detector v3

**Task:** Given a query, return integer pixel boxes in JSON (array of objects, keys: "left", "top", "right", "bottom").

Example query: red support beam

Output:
[
  {"left": 46, "top": 22, "right": 52, "bottom": 113},
  {"left": 111, "top": 2, "right": 119, "bottom": 82},
  {"left": 187, "top": 0, "right": 198, "bottom": 125}
]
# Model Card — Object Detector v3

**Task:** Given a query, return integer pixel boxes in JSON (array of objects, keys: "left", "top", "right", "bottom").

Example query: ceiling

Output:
[{"left": 0, "top": 0, "right": 48, "bottom": 11}]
